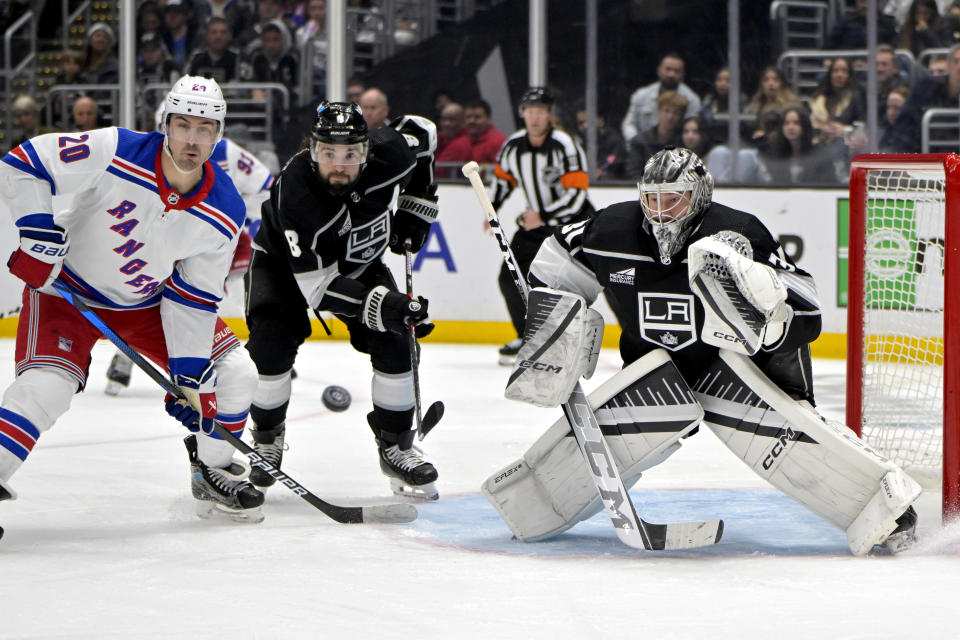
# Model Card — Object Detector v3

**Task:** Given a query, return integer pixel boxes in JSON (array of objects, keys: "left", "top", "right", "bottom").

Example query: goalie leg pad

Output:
[
  {"left": 485, "top": 349, "right": 703, "bottom": 541},
  {"left": 692, "top": 350, "right": 921, "bottom": 555},
  {"left": 505, "top": 287, "right": 604, "bottom": 408}
]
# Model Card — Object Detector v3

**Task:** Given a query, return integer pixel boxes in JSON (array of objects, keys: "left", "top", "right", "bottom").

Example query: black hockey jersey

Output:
[
  {"left": 529, "top": 201, "right": 822, "bottom": 401},
  {"left": 253, "top": 117, "right": 438, "bottom": 318}
]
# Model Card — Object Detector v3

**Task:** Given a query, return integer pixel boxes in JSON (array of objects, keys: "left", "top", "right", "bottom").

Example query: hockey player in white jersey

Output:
[
  {"left": 484, "top": 147, "right": 920, "bottom": 555},
  {"left": 0, "top": 75, "right": 264, "bottom": 538},
  {"left": 104, "top": 108, "right": 275, "bottom": 395}
]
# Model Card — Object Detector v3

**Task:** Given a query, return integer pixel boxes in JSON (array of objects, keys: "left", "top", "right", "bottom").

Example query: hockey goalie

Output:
[{"left": 483, "top": 147, "right": 920, "bottom": 555}]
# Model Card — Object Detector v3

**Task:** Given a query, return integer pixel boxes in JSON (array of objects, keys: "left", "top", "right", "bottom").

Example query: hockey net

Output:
[{"left": 846, "top": 154, "right": 960, "bottom": 521}]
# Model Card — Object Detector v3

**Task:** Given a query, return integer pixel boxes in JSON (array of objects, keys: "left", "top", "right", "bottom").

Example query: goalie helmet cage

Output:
[{"left": 846, "top": 153, "right": 960, "bottom": 522}]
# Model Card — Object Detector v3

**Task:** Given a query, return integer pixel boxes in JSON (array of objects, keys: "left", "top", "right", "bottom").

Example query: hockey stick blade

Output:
[
  {"left": 644, "top": 518, "right": 724, "bottom": 550},
  {"left": 50, "top": 280, "right": 418, "bottom": 526},
  {"left": 417, "top": 401, "right": 444, "bottom": 441}
]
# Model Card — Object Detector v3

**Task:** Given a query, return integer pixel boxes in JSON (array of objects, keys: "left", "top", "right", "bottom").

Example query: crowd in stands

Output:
[{"left": 8, "top": 0, "right": 960, "bottom": 186}]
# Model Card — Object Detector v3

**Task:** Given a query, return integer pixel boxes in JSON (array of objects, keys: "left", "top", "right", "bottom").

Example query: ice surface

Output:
[{"left": 0, "top": 340, "right": 957, "bottom": 639}]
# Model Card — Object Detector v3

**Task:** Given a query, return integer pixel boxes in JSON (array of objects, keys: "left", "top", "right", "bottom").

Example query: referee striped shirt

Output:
[{"left": 490, "top": 127, "right": 592, "bottom": 226}]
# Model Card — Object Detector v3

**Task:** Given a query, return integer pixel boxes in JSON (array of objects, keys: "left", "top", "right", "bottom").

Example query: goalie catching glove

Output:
[
  {"left": 505, "top": 288, "right": 604, "bottom": 407},
  {"left": 362, "top": 285, "right": 434, "bottom": 338},
  {"left": 165, "top": 361, "right": 218, "bottom": 435},
  {"left": 688, "top": 232, "right": 789, "bottom": 356}
]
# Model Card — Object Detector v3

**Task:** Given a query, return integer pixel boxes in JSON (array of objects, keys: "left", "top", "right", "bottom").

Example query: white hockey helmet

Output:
[{"left": 161, "top": 75, "right": 227, "bottom": 142}]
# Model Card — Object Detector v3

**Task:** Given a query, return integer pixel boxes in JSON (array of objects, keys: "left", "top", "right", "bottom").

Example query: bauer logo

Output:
[{"left": 638, "top": 293, "right": 695, "bottom": 351}]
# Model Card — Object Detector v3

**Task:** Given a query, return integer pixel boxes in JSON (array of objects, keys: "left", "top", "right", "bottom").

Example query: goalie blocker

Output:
[{"left": 486, "top": 347, "right": 920, "bottom": 554}]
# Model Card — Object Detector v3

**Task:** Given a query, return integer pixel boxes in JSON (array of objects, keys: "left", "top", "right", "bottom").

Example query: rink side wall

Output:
[{"left": 0, "top": 184, "right": 853, "bottom": 359}]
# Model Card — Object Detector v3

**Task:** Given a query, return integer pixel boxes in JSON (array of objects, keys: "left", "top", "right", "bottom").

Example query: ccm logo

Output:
[
  {"left": 713, "top": 331, "right": 745, "bottom": 344},
  {"left": 762, "top": 426, "right": 796, "bottom": 470},
  {"left": 518, "top": 360, "right": 563, "bottom": 373}
]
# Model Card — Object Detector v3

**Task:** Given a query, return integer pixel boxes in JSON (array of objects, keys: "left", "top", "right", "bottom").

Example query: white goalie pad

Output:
[
  {"left": 484, "top": 349, "right": 703, "bottom": 542},
  {"left": 688, "top": 233, "right": 788, "bottom": 356},
  {"left": 692, "top": 350, "right": 922, "bottom": 555},
  {"left": 505, "top": 287, "right": 604, "bottom": 408}
]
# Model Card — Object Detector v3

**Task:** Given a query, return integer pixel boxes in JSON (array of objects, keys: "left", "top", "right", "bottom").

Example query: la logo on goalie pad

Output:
[{"left": 638, "top": 293, "right": 696, "bottom": 351}]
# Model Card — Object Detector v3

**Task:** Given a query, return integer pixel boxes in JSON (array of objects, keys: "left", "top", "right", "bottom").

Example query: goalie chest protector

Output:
[{"left": 574, "top": 202, "right": 817, "bottom": 391}]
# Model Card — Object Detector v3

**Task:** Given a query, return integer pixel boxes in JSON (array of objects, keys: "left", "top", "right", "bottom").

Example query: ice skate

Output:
[
  {"left": 498, "top": 338, "right": 523, "bottom": 366},
  {"left": 248, "top": 423, "right": 286, "bottom": 489},
  {"left": 184, "top": 435, "right": 265, "bottom": 523},
  {"left": 368, "top": 413, "right": 439, "bottom": 501},
  {"left": 105, "top": 351, "right": 133, "bottom": 396},
  {"left": 0, "top": 481, "right": 14, "bottom": 541},
  {"left": 878, "top": 506, "right": 919, "bottom": 554}
]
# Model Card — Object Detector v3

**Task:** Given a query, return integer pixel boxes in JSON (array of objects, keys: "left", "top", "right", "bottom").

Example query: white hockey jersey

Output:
[
  {"left": 210, "top": 138, "right": 273, "bottom": 232},
  {"left": 0, "top": 128, "right": 246, "bottom": 378}
]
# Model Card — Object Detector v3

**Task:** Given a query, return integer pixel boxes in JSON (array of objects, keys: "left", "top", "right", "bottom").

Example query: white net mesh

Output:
[{"left": 859, "top": 168, "right": 944, "bottom": 487}]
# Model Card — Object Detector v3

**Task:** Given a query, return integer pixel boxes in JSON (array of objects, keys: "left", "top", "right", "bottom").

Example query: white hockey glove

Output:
[
  {"left": 505, "top": 288, "right": 604, "bottom": 408},
  {"left": 688, "top": 232, "right": 788, "bottom": 356}
]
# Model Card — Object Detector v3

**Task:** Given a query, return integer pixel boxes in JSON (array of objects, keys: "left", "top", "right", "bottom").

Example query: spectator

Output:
[
  {"left": 164, "top": 0, "right": 199, "bottom": 66},
  {"left": 137, "top": 1, "right": 167, "bottom": 41},
  {"left": 700, "top": 67, "right": 746, "bottom": 118},
  {"left": 827, "top": 0, "right": 899, "bottom": 48},
  {"left": 283, "top": 0, "right": 308, "bottom": 27},
  {"left": 809, "top": 57, "right": 866, "bottom": 144},
  {"left": 875, "top": 44, "right": 912, "bottom": 120},
  {"left": 899, "top": 0, "right": 952, "bottom": 57},
  {"left": 573, "top": 106, "right": 626, "bottom": 180},
  {"left": 433, "top": 89, "right": 454, "bottom": 122},
  {"left": 879, "top": 86, "right": 911, "bottom": 151},
  {"left": 436, "top": 101, "right": 465, "bottom": 156},
  {"left": 346, "top": 77, "right": 365, "bottom": 103},
  {"left": 744, "top": 66, "right": 802, "bottom": 116},
  {"left": 621, "top": 52, "right": 701, "bottom": 143},
  {"left": 927, "top": 53, "right": 949, "bottom": 75},
  {"left": 359, "top": 87, "right": 390, "bottom": 129},
  {"left": 139, "top": 32, "right": 182, "bottom": 87},
  {"left": 71, "top": 95, "right": 101, "bottom": 131},
  {"left": 197, "top": 0, "right": 255, "bottom": 43},
  {"left": 625, "top": 90, "right": 688, "bottom": 177},
  {"left": 888, "top": 42, "right": 960, "bottom": 151},
  {"left": 680, "top": 116, "right": 713, "bottom": 158},
  {"left": 239, "top": 0, "right": 293, "bottom": 54},
  {"left": 79, "top": 22, "right": 119, "bottom": 84},
  {"left": 761, "top": 107, "right": 838, "bottom": 184},
  {"left": 246, "top": 19, "right": 299, "bottom": 103},
  {"left": 296, "top": 0, "right": 326, "bottom": 47},
  {"left": 50, "top": 49, "right": 85, "bottom": 128},
  {"left": 185, "top": 17, "right": 240, "bottom": 83},
  {"left": 752, "top": 110, "right": 783, "bottom": 154},
  {"left": 437, "top": 99, "right": 506, "bottom": 167},
  {"left": 9, "top": 95, "right": 57, "bottom": 150}
]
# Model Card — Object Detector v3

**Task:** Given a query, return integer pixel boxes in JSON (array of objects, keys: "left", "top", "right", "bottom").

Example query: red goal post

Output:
[{"left": 846, "top": 153, "right": 960, "bottom": 522}]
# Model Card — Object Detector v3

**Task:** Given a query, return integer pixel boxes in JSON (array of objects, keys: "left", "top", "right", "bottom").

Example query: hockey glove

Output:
[
  {"left": 362, "top": 285, "right": 434, "bottom": 337},
  {"left": 389, "top": 194, "right": 438, "bottom": 255},
  {"left": 7, "top": 223, "right": 69, "bottom": 289},
  {"left": 164, "top": 362, "right": 218, "bottom": 435}
]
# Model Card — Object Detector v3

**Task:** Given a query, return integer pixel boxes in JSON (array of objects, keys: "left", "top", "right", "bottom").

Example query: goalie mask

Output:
[{"left": 638, "top": 146, "right": 714, "bottom": 265}]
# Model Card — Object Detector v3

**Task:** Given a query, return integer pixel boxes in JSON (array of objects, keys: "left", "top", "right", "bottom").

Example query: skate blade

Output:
[
  {"left": 104, "top": 380, "right": 127, "bottom": 396},
  {"left": 389, "top": 478, "right": 438, "bottom": 501},
  {"left": 195, "top": 500, "right": 265, "bottom": 524}
]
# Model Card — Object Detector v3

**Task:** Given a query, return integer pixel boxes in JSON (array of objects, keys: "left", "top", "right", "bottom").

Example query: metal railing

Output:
[
  {"left": 3, "top": 9, "right": 37, "bottom": 150},
  {"left": 45, "top": 84, "right": 120, "bottom": 129},
  {"left": 921, "top": 108, "right": 960, "bottom": 154},
  {"left": 770, "top": 1, "right": 829, "bottom": 54},
  {"left": 777, "top": 48, "right": 919, "bottom": 99},
  {"left": 144, "top": 82, "right": 290, "bottom": 140},
  {"left": 62, "top": 0, "right": 92, "bottom": 53}
]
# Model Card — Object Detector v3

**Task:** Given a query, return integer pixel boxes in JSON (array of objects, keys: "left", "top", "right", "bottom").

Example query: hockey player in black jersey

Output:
[
  {"left": 490, "top": 87, "right": 595, "bottom": 365},
  {"left": 484, "top": 147, "right": 920, "bottom": 554},
  {"left": 243, "top": 101, "right": 441, "bottom": 500}
]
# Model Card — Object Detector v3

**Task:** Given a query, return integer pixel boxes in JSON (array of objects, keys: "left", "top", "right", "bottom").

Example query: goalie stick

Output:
[
  {"left": 50, "top": 280, "right": 417, "bottom": 525},
  {"left": 462, "top": 161, "right": 722, "bottom": 550},
  {"left": 403, "top": 240, "right": 444, "bottom": 440}
]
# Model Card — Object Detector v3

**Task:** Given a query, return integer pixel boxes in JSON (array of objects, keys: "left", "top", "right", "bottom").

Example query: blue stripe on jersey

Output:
[
  {"left": 114, "top": 129, "right": 164, "bottom": 170},
  {"left": 169, "top": 269, "right": 221, "bottom": 304},
  {"left": 183, "top": 208, "right": 234, "bottom": 240},
  {"left": 161, "top": 287, "right": 217, "bottom": 312},
  {"left": 0, "top": 407, "right": 41, "bottom": 439},
  {"left": 21, "top": 140, "right": 57, "bottom": 195},
  {"left": 106, "top": 165, "right": 159, "bottom": 195},
  {"left": 15, "top": 213, "right": 56, "bottom": 230},
  {"left": 1, "top": 154, "right": 53, "bottom": 192},
  {"left": 60, "top": 265, "right": 162, "bottom": 309},
  {"left": 259, "top": 174, "right": 273, "bottom": 191}
]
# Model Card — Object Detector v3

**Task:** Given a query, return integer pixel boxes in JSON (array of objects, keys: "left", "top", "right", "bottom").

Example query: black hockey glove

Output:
[
  {"left": 362, "top": 285, "right": 435, "bottom": 338},
  {"left": 389, "top": 194, "right": 439, "bottom": 255}
]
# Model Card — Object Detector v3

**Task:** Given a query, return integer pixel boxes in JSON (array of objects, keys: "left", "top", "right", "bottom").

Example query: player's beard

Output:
[{"left": 322, "top": 169, "right": 360, "bottom": 194}]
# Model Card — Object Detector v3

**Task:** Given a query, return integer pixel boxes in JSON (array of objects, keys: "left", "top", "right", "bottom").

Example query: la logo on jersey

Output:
[{"left": 637, "top": 293, "right": 696, "bottom": 351}]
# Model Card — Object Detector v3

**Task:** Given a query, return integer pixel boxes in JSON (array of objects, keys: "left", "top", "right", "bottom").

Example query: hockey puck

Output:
[{"left": 322, "top": 385, "right": 351, "bottom": 412}]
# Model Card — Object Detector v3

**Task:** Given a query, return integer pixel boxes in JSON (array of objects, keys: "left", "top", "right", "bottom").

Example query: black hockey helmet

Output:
[
  {"left": 518, "top": 86, "right": 555, "bottom": 114},
  {"left": 311, "top": 101, "right": 368, "bottom": 145}
]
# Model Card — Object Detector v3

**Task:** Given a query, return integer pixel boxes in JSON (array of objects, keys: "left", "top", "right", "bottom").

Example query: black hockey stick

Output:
[
  {"left": 462, "top": 161, "right": 722, "bottom": 550},
  {"left": 403, "top": 240, "right": 444, "bottom": 441},
  {"left": 50, "top": 280, "right": 417, "bottom": 525}
]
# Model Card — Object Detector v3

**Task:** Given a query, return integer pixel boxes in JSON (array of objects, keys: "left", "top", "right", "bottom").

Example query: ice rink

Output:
[{"left": 1, "top": 338, "right": 958, "bottom": 639}]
